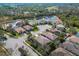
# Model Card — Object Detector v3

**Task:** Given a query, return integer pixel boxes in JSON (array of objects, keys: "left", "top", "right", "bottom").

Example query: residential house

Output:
[
  {"left": 11, "top": 20, "right": 25, "bottom": 28},
  {"left": 34, "top": 34, "right": 51, "bottom": 46},
  {"left": 61, "top": 42, "right": 79, "bottom": 56},
  {"left": 28, "top": 20, "right": 36, "bottom": 25},
  {"left": 23, "top": 25, "right": 33, "bottom": 31},
  {"left": 56, "top": 24, "right": 65, "bottom": 32},
  {"left": 5, "top": 19, "right": 25, "bottom": 29},
  {"left": 67, "top": 35, "right": 79, "bottom": 44},
  {"left": 41, "top": 32, "right": 58, "bottom": 41},
  {"left": 48, "top": 28, "right": 61, "bottom": 36},
  {"left": 27, "top": 34, "right": 51, "bottom": 55},
  {"left": 49, "top": 47, "right": 75, "bottom": 56},
  {"left": 14, "top": 27, "right": 26, "bottom": 34},
  {"left": 28, "top": 19, "right": 44, "bottom": 25},
  {"left": 28, "top": 16, "right": 62, "bottom": 26},
  {"left": 44, "top": 16, "right": 63, "bottom": 25},
  {"left": 55, "top": 16, "right": 63, "bottom": 25},
  {"left": 50, "top": 16, "right": 63, "bottom": 25}
]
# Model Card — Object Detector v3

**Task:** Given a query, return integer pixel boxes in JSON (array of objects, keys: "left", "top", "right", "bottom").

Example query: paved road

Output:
[{"left": 4, "top": 34, "right": 38, "bottom": 56}]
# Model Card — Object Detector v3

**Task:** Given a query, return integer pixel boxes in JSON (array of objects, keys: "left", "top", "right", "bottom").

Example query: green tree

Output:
[{"left": 33, "top": 24, "right": 39, "bottom": 32}]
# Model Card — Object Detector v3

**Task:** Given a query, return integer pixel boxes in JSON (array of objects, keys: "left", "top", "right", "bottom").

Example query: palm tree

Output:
[
  {"left": 18, "top": 47, "right": 29, "bottom": 56},
  {"left": 58, "top": 33, "right": 65, "bottom": 43}
]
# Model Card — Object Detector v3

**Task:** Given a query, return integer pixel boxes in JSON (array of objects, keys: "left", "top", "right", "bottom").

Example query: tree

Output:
[
  {"left": 47, "top": 41, "right": 58, "bottom": 52},
  {"left": 33, "top": 24, "right": 39, "bottom": 31},
  {"left": 18, "top": 47, "right": 28, "bottom": 56},
  {"left": 0, "top": 28, "right": 4, "bottom": 36},
  {"left": 57, "top": 33, "right": 65, "bottom": 43}
]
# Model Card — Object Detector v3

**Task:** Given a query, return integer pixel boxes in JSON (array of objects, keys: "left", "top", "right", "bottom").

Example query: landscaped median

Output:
[
  {"left": 5, "top": 31, "right": 20, "bottom": 38},
  {"left": 23, "top": 41, "right": 42, "bottom": 56},
  {"left": 0, "top": 27, "right": 21, "bottom": 38}
]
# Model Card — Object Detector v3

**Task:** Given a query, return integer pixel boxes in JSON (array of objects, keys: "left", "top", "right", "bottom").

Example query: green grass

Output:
[
  {"left": 5, "top": 31, "right": 20, "bottom": 38},
  {"left": 25, "top": 40, "right": 32, "bottom": 46},
  {"left": 76, "top": 28, "right": 79, "bottom": 32}
]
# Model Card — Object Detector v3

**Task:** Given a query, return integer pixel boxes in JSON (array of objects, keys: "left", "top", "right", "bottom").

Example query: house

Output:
[
  {"left": 56, "top": 24, "right": 65, "bottom": 31},
  {"left": 23, "top": 25, "right": 33, "bottom": 31},
  {"left": 48, "top": 28, "right": 61, "bottom": 35},
  {"left": 41, "top": 32, "right": 58, "bottom": 41},
  {"left": 11, "top": 20, "right": 25, "bottom": 28},
  {"left": 67, "top": 35, "right": 79, "bottom": 44},
  {"left": 27, "top": 34, "right": 51, "bottom": 55},
  {"left": 28, "top": 20, "right": 36, "bottom": 25},
  {"left": 61, "top": 42, "right": 79, "bottom": 56},
  {"left": 14, "top": 27, "right": 26, "bottom": 34},
  {"left": 28, "top": 16, "right": 62, "bottom": 26},
  {"left": 15, "top": 19, "right": 25, "bottom": 27},
  {"left": 49, "top": 28, "right": 59, "bottom": 33},
  {"left": 34, "top": 34, "right": 51, "bottom": 46},
  {"left": 50, "top": 16, "right": 63, "bottom": 25},
  {"left": 5, "top": 19, "right": 25, "bottom": 29},
  {"left": 28, "top": 19, "right": 45, "bottom": 25},
  {"left": 49, "top": 47, "right": 75, "bottom": 56},
  {"left": 55, "top": 16, "right": 63, "bottom": 25},
  {"left": 44, "top": 16, "right": 62, "bottom": 25},
  {"left": 45, "top": 16, "right": 51, "bottom": 23}
]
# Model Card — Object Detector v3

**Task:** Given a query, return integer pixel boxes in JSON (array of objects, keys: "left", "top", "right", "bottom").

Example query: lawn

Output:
[{"left": 76, "top": 28, "right": 79, "bottom": 32}]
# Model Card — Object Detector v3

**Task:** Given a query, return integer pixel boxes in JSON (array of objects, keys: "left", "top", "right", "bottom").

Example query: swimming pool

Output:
[
  {"left": 76, "top": 32, "right": 79, "bottom": 37},
  {"left": 50, "top": 16, "right": 57, "bottom": 20},
  {"left": 45, "top": 16, "right": 57, "bottom": 22}
]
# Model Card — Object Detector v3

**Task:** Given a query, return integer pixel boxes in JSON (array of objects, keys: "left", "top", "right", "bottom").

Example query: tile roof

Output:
[
  {"left": 61, "top": 42, "right": 79, "bottom": 56},
  {"left": 41, "top": 32, "right": 58, "bottom": 40},
  {"left": 50, "top": 16, "right": 62, "bottom": 25},
  {"left": 35, "top": 35, "right": 51, "bottom": 46},
  {"left": 68, "top": 35, "right": 79, "bottom": 43},
  {"left": 23, "top": 25, "right": 32, "bottom": 31},
  {"left": 14, "top": 27, "right": 25, "bottom": 33},
  {"left": 55, "top": 17, "right": 63, "bottom": 25},
  {"left": 50, "top": 47, "right": 75, "bottom": 56}
]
